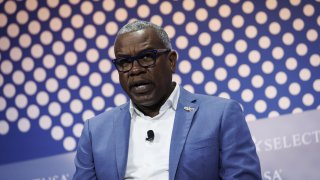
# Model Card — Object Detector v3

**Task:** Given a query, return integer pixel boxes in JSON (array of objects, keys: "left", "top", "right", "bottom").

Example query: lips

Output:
[{"left": 129, "top": 79, "right": 153, "bottom": 94}]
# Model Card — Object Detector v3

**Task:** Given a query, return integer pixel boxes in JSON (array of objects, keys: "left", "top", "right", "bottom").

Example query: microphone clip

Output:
[{"left": 146, "top": 130, "right": 154, "bottom": 142}]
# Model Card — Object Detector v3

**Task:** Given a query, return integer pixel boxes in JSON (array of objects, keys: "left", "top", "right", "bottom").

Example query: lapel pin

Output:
[{"left": 184, "top": 106, "right": 195, "bottom": 112}]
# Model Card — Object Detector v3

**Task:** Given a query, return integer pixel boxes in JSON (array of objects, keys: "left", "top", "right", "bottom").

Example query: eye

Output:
[
  {"left": 117, "top": 58, "right": 130, "bottom": 66},
  {"left": 138, "top": 53, "right": 154, "bottom": 62},
  {"left": 140, "top": 51, "right": 156, "bottom": 60},
  {"left": 143, "top": 52, "right": 154, "bottom": 58}
]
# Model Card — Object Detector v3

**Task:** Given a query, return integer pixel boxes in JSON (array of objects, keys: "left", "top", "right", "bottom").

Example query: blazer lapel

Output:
[
  {"left": 114, "top": 103, "right": 131, "bottom": 180},
  {"left": 169, "top": 89, "right": 198, "bottom": 180}
]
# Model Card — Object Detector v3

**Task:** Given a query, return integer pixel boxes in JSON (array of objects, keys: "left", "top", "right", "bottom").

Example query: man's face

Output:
[{"left": 114, "top": 28, "right": 177, "bottom": 109}]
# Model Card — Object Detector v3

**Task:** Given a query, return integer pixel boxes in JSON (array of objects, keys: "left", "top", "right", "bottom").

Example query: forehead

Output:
[{"left": 114, "top": 28, "right": 165, "bottom": 55}]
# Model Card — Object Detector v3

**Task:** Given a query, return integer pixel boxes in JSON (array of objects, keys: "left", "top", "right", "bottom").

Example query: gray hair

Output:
[{"left": 115, "top": 20, "right": 172, "bottom": 49}]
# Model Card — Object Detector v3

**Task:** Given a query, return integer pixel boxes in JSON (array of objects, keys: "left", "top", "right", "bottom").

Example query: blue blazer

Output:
[{"left": 74, "top": 88, "right": 261, "bottom": 180}]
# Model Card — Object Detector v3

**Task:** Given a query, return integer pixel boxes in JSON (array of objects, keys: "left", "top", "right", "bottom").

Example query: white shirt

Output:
[{"left": 125, "top": 84, "right": 180, "bottom": 180}]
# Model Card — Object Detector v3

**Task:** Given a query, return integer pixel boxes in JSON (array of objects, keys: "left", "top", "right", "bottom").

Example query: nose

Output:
[{"left": 129, "top": 60, "right": 146, "bottom": 75}]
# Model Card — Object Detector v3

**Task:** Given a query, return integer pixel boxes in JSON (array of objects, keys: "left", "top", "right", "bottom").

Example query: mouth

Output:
[{"left": 129, "top": 80, "right": 153, "bottom": 94}]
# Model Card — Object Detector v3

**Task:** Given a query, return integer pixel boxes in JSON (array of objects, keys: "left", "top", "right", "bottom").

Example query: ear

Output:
[{"left": 168, "top": 50, "right": 178, "bottom": 73}]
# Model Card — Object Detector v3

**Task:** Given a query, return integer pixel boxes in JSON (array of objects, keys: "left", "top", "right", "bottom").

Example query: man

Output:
[{"left": 73, "top": 20, "right": 261, "bottom": 180}]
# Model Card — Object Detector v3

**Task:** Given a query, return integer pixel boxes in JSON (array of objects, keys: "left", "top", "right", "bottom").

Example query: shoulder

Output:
[
  {"left": 181, "top": 88, "right": 240, "bottom": 111},
  {"left": 194, "top": 93, "right": 235, "bottom": 104},
  {"left": 86, "top": 102, "right": 129, "bottom": 128},
  {"left": 195, "top": 93, "right": 243, "bottom": 118}
]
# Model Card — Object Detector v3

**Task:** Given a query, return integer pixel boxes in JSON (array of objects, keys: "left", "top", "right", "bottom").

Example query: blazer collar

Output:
[
  {"left": 115, "top": 103, "right": 131, "bottom": 180},
  {"left": 169, "top": 88, "right": 199, "bottom": 180}
]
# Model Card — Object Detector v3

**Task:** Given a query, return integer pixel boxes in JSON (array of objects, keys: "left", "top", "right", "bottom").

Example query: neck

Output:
[{"left": 134, "top": 82, "right": 176, "bottom": 117}]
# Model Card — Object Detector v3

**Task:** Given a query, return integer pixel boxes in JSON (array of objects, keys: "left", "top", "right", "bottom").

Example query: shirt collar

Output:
[{"left": 129, "top": 83, "right": 180, "bottom": 117}]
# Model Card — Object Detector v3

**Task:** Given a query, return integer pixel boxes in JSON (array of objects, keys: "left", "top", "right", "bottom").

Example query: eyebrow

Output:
[{"left": 116, "top": 48, "right": 155, "bottom": 58}]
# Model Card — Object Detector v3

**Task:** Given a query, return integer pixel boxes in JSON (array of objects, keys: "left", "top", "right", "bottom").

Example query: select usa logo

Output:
[{"left": 32, "top": 173, "right": 70, "bottom": 180}]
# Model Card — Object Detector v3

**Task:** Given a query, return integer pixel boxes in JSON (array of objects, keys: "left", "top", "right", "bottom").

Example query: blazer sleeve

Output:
[
  {"left": 219, "top": 100, "right": 262, "bottom": 180},
  {"left": 73, "top": 120, "right": 97, "bottom": 180}
]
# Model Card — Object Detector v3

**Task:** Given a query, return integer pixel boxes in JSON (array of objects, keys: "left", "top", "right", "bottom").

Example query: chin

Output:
[{"left": 131, "top": 94, "right": 158, "bottom": 107}]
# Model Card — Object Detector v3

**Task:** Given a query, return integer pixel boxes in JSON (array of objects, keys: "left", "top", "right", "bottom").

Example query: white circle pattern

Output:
[
  {"left": 0, "top": 1, "right": 318, "bottom": 155},
  {"left": 17, "top": 118, "right": 31, "bottom": 133}
]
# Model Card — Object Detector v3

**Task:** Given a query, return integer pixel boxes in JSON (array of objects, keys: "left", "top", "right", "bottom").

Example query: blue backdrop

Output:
[{"left": 0, "top": 0, "right": 319, "bottom": 165}]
